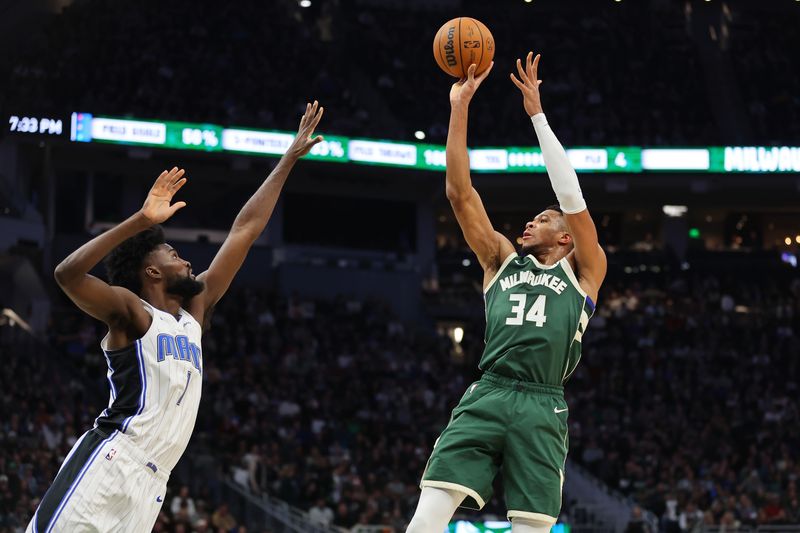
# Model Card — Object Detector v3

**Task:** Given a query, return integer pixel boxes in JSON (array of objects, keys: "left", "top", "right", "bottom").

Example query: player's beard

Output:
[{"left": 166, "top": 273, "right": 205, "bottom": 300}]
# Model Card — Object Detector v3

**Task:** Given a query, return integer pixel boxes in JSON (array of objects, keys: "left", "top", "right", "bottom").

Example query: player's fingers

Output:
[
  {"left": 516, "top": 59, "right": 531, "bottom": 85},
  {"left": 531, "top": 53, "right": 541, "bottom": 80},
  {"left": 510, "top": 73, "right": 526, "bottom": 90},
  {"left": 467, "top": 63, "right": 477, "bottom": 81},
  {"left": 169, "top": 201, "right": 187, "bottom": 215},
  {"left": 476, "top": 61, "right": 494, "bottom": 83},
  {"left": 308, "top": 107, "right": 324, "bottom": 133},
  {"left": 169, "top": 168, "right": 185, "bottom": 187},
  {"left": 158, "top": 167, "right": 179, "bottom": 189},
  {"left": 305, "top": 100, "right": 317, "bottom": 128},
  {"left": 170, "top": 177, "right": 188, "bottom": 193},
  {"left": 153, "top": 170, "right": 169, "bottom": 188},
  {"left": 309, "top": 135, "right": 324, "bottom": 146}
]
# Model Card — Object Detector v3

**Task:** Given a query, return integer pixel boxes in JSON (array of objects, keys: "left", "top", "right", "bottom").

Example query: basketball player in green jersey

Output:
[{"left": 406, "top": 53, "right": 607, "bottom": 533}]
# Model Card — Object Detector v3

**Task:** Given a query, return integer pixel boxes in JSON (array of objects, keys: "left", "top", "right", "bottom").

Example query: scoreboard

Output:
[{"left": 4, "top": 110, "right": 799, "bottom": 174}]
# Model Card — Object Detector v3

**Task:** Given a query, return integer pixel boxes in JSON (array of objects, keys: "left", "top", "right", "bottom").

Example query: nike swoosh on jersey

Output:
[{"left": 554, "top": 407, "right": 568, "bottom": 414}]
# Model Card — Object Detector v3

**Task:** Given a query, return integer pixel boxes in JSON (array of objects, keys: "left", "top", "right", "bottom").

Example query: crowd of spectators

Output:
[
  {"left": 729, "top": 10, "right": 800, "bottom": 145},
  {"left": 2, "top": 250, "right": 799, "bottom": 532},
  {"left": 570, "top": 268, "right": 800, "bottom": 531},
  {"left": 4, "top": 0, "right": 797, "bottom": 147},
  {"left": 349, "top": 1, "right": 716, "bottom": 146},
  {"left": 2, "top": 0, "right": 370, "bottom": 138}
]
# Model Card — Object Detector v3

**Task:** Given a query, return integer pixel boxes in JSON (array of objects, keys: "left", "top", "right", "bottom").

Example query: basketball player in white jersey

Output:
[{"left": 27, "top": 101, "right": 325, "bottom": 533}]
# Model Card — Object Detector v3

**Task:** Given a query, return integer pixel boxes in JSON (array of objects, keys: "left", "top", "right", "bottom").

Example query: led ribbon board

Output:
[{"left": 68, "top": 114, "right": 800, "bottom": 174}]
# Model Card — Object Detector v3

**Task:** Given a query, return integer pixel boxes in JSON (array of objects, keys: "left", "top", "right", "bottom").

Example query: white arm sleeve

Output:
[{"left": 531, "top": 113, "right": 587, "bottom": 214}]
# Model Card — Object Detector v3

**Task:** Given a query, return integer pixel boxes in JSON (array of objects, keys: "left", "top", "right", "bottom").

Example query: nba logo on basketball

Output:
[{"left": 105, "top": 449, "right": 116, "bottom": 461}]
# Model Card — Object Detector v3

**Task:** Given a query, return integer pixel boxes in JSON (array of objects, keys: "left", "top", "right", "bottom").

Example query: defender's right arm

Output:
[
  {"left": 445, "top": 63, "right": 516, "bottom": 285},
  {"left": 54, "top": 168, "right": 186, "bottom": 328}
]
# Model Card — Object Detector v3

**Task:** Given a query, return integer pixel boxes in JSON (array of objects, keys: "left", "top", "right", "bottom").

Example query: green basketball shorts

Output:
[{"left": 420, "top": 372, "right": 569, "bottom": 524}]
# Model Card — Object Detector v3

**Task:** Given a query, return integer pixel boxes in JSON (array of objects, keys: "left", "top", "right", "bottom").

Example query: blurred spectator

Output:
[
  {"left": 211, "top": 503, "right": 237, "bottom": 531},
  {"left": 625, "top": 505, "right": 652, "bottom": 533},
  {"left": 308, "top": 498, "right": 335, "bottom": 527}
]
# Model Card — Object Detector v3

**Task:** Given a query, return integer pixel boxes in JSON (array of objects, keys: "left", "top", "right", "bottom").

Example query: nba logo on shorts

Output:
[{"left": 105, "top": 448, "right": 117, "bottom": 461}]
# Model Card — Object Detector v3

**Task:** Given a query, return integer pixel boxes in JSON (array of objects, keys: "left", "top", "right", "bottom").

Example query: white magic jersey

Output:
[{"left": 97, "top": 299, "right": 203, "bottom": 471}]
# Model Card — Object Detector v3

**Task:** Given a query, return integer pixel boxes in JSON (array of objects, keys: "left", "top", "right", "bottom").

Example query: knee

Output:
[
  {"left": 511, "top": 517, "right": 554, "bottom": 533},
  {"left": 405, "top": 513, "right": 435, "bottom": 533}
]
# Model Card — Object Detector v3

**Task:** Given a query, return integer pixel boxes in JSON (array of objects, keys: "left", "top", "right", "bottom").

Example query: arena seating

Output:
[
  {"left": 4, "top": 0, "right": 767, "bottom": 147},
  {"left": 3, "top": 250, "right": 798, "bottom": 531}
]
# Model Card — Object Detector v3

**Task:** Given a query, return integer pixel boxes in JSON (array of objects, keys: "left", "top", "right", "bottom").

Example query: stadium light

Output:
[
  {"left": 453, "top": 327, "right": 464, "bottom": 344},
  {"left": 414, "top": 130, "right": 426, "bottom": 140},
  {"left": 795, "top": 235, "right": 800, "bottom": 244},
  {"left": 299, "top": 0, "right": 311, "bottom": 7},
  {"left": 662, "top": 205, "right": 688, "bottom": 218},
  {"left": 786, "top": 237, "right": 793, "bottom": 246}
]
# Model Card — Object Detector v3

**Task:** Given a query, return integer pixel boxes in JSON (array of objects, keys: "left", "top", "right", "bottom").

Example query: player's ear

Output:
[
  {"left": 145, "top": 265, "right": 162, "bottom": 280},
  {"left": 559, "top": 232, "right": 572, "bottom": 246}
]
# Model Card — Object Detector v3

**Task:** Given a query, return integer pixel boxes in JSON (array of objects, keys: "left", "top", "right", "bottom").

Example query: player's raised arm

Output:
[
  {"left": 446, "top": 63, "right": 516, "bottom": 283},
  {"left": 511, "top": 52, "right": 607, "bottom": 301},
  {"left": 53, "top": 167, "right": 188, "bottom": 328},
  {"left": 193, "top": 100, "right": 324, "bottom": 317}
]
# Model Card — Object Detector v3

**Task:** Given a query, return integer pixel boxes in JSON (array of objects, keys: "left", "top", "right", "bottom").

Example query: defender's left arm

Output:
[
  {"left": 193, "top": 101, "right": 324, "bottom": 319},
  {"left": 511, "top": 53, "right": 607, "bottom": 301}
]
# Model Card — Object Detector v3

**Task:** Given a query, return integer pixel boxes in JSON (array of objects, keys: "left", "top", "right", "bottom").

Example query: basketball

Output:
[{"left": 433, "top": 17, "right": 495, "bottom": 78}]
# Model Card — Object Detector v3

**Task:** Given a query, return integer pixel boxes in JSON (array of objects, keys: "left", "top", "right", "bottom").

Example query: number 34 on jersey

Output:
[{"left": 480, "top": 254, "right": 595, "bottom": 385}]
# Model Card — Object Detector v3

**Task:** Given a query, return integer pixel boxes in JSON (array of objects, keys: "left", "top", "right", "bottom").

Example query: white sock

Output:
[
  {"left": 511, "top": 517, "right": 553, "bottom": 533},
  {"left": 405, "top": 486, "right": 466, "bottom": 533}
]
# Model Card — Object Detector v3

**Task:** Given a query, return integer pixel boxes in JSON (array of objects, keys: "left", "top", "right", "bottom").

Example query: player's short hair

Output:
[
  {"left": 543, "top": 204, "right": 569, "bottom": 234},
  {"left": 104, "top": 225, "right": 165, "bottom": 295}
]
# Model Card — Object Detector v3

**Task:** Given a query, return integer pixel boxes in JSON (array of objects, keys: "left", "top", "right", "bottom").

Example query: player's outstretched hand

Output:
[
  {"left": 450, "top": 62, "right": 494, "bottom": 107},
  {"left": 288, "top": 100, "right": 325, "bottom": 159},
  {"left": 510, "top": 52, "right": 544, "bottom": 117},
  {"left": 140, "top": 167, "right": 188, "bottom": 224}
]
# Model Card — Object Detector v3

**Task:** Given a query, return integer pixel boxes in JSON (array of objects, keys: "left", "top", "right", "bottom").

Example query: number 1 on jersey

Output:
[{"left": 506, "top": 294, "right": 547, "bottom": 327}]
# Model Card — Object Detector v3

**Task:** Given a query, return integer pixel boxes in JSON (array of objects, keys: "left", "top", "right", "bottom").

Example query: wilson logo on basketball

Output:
[{"left": 444, "top": 26, "right": 457, "bottom": 67}]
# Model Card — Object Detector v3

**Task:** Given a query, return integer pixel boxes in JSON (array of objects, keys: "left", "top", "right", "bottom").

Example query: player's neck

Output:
[
  {"left": 534, "top": 252, "right": 562, "bottom": 266},
  {"left": 140, "top": 287, "right": 184, "bottom": 319},
  {"left": 525, "top": 245, "right": 566, "bottom": 266}
]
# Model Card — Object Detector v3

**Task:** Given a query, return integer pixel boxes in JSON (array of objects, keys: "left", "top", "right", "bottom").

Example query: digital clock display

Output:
[{"left": 7, "top": 114, "right": 66, "bottom": 136}]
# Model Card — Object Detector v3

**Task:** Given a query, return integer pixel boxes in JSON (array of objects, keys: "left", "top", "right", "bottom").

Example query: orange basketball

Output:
[{"left": 433, "top": 17, "right": 495, "bottom": 78}]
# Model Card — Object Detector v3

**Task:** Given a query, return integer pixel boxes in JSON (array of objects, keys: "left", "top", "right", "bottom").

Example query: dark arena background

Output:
[{"left": 1, "top": 0, "right": 800, "bottom": 532}]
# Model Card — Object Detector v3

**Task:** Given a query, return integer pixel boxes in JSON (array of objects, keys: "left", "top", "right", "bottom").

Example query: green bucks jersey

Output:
[{"left": 480, "top": 253, "right": 594, "bottom": 385}]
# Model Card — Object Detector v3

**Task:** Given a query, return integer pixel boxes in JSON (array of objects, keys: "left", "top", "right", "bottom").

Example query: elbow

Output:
[
  {"left": 445, "top": 185, "right": 468, "bottom": 203},
  {"left": 53, "top": 261, "right": 75, "bottom": 287},
  {"left": 53, "top": 263, "right": 68, "bottom": 286}
]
